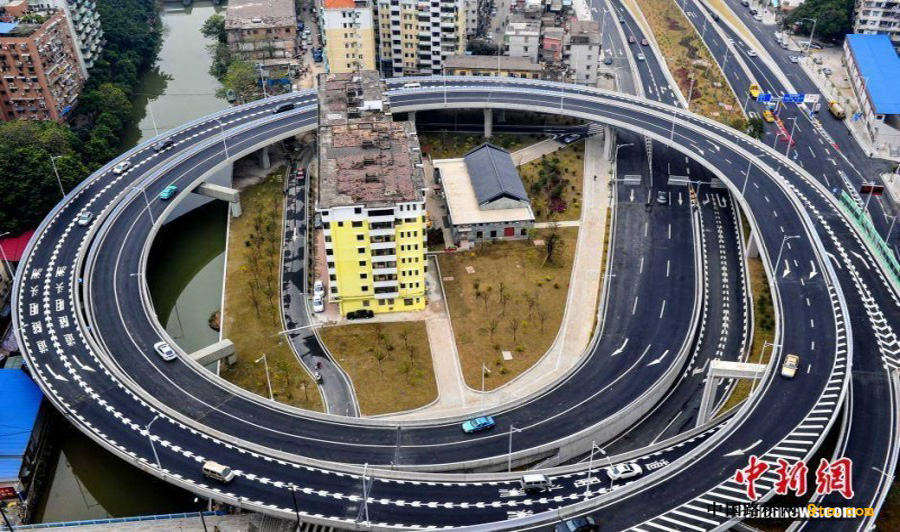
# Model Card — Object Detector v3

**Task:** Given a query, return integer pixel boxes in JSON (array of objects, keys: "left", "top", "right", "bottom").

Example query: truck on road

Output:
[{"left": 828, "top": 100, "right": 846, "bottom": 119}]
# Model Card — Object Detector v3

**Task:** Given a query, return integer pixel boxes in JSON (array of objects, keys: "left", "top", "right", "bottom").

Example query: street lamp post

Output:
[
  {"left": 584, "top": 441, "right": 604, "bottom": 498},
  {"left": 799, "top": 17, "right": 818, "bottom": 58},
  {"left": 741, "top": 159, "right": 754, "bottom": 196},
  {"left": 784, "top": 117, "right": 798, "bottom": 159},
  {"left": 256, "top": 354, "right": 274, "bottom": 400},
  {"left": 49, "top": 155, "right": 66, "bottom": 198},
  {"left": 193, "top": 498, "right": 208, "bottom": 532},
  {"left": 775, "top": 234, "right": 801, "bottom": 279},
  {"left": 480, "top": 362, "right": 488, "bottom": 412},
  {"left": 287, "top": 483, "right": 301, "bottom": 529},
  {"left": 145, "top": 414, "right": 161, "bottom": 470},
  {"left": 361, "top": 463, "right": 370, "bottom": 526},
  {"left": 213, "top": 117, "right": 230, "bottom": 160},
  {"left": 507, "top": 424, "right": 522, "bottom": 472},
  {"left": 887, "top": 215, "right": 897, "bottom": 242},
  {"left": 614, "top": 142, "right": 634, "bottom": 163}
]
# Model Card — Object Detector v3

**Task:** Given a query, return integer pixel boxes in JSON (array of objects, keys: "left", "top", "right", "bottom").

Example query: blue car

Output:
[
  {"left": 461, "top": 416, "right": 495, "bottom": 434},
  {"left": 159, "top": 184, "right": 178, "bottom": 200}
]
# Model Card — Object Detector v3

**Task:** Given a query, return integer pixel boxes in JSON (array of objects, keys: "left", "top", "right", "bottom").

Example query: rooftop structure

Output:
[
  {"left": 225, "top": 0, "right": 297, "bottom": 66},
  {"left": 844, "top": 34, "right": 900, "bottom": 115},
  {"left": 0, "top": 369, "right": 43, "bottom": 490},
  {"left": 442, "top": 54, "right": 543, "bottom": 78},
  {"left": 224, "top": 0, "right": 296, "bottom": 30},
  {"left": 317, "top": 71, "right": 425, "bottom": 209},
  {"left": 435, "top": 143, "right": 534, "bottom": 243}
]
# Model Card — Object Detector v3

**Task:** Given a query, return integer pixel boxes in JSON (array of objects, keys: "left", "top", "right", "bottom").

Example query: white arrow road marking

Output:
[
  {"left": 630, "top": 189, "right": 635, "bottom": 202},
  {"left": 826, "top": 252, "right": 842, "bottom": 269},
  {"left": 47, "top": 366, "right": 69, "bottom": 382},
  {"left": 849, "top": 250, "right": 871, "bottom": 270},
  {"left": 724, "top": 439, "right": 762, "bottom": 457},
  {"left": 782, "top": 260, "right": 791, "bottom": 278},
  {"left": 611, "top": 338, "right": 629, "bottom": 356},
  {"left": 647, "top": 349, "right": 670, "bottom": 366},
  {"left": 809, "top": 261, "right": 818, "bottom": 280},
  {"left": 679, "top": 192, "right": 683, "bottom": 205},
  {"left": 72, "top": 355, "right": 95, "bottom": 372}
]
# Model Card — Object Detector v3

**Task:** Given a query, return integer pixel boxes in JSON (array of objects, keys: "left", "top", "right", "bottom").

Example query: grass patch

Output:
[
  {"left": 519, "top": 141, "right": 585, "bottom": 222},
  {"left": 318, "top": 321, "right": 437, "bottom": 416},
  {"left": 627, "top": 0, "right": 745, "bottom": 126},
  {"left": 418, "top": 132, "right": 544, "bottom": 159},
  {"left": 716, "top": 254, "right": 776, "bottom": 414},
  {"left": 877, "top": 480, "right": 900, "bottom": 529},
  {"left": 439, "top": 228, "right": 578, "bottom": 390},
  {"left": 220, "top": 170, "right": 323, "bottom": 411}
]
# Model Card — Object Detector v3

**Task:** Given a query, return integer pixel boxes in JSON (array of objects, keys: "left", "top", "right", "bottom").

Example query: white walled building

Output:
[
  {"left": 375, "top": 0, "right": 467, "bottom": 76},
  {"left": 505, "top": 19, "right": 541, "bottom": 62},
  {"left": 853, "top": 0, "right": 900, "bottom": 52}
]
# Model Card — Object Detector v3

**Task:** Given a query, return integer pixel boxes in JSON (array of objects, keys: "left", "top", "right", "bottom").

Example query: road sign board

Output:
[
  {"left": 860, "top": 184, "right": 885, "bottom": 196},
  {"left": 756, "top": 93, "right": 772, "bottom": 103},
  {"left": 803, "top": 93, "right": 821, "bottom": 104},
  {"left": 783, "top": 93, "right": 805, "bottom": 104}
]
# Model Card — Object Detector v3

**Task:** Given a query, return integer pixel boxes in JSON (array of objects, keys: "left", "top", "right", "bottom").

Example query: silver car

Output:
[
  {"left": 76, "top": 211, "right": 93, "bottom": 227},
  {"left": 153, "top": 341, "right": 178, "bottom": 362},
  {"left": 112, "top": 161, "right": 132, "bottom": 174}
]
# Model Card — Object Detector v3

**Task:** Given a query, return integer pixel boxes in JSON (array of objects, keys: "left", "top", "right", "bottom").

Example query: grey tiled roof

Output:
[{"left": 463, "top": 143, "right": 528, "bottom": 206}]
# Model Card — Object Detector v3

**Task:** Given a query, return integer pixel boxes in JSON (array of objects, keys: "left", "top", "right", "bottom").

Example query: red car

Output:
[
  {"left": 628, "top": 35, "right": 636, "bottom": 44},
  {"left": 641, "top": 38, "right": 649, "bottom": 46}
]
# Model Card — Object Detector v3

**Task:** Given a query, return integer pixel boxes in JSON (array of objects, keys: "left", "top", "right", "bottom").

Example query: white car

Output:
[
  {"left": 747, "top": 49, "right": 758, "bottom": 57},
  {"left": 76, "top": 211, "right": 93, "bottom": 227},
  {"left": 606, "top": 463, "right": 643, "bottom": 481},
  {"left": 753, "top": 13, "right": 763, "bottom": 21},
  {"left": 636, "top": 52, "right": 646, "bottom": 61},
  {"left": 312, "top": 296, "right": 325, "bottom": 313},
  {"left": 781, "top": 354, "right": 800, "bottom": 378},
  {"left": 112, "top": 161, "right": 132, "bottom": 175},
  {"left": 789, "top": 55, "right": 799, "bottom": 63},
  {"left": 313, "top": 280, "right": 325, "bottom": 297},
  {"left": 153, "top": 341, "right": 178, "bottom": 362}
]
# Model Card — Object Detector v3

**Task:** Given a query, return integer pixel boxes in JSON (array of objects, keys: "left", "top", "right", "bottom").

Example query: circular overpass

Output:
[{"left": 13, "top": 77, "right": 851, "bottom": 529}]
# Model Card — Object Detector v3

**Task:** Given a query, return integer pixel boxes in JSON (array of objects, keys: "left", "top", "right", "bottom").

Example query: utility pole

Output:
[{"left": 256, "top": 354, "right": 274, "bottom": 400}]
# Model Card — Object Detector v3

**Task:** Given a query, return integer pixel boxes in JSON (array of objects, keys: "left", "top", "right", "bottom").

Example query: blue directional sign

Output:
[
  {"left": 756, "top": 93, "right": 772, "bottom": 103},
  {"left": 852, "top": 112, "right": 863, "bottom": 122},
  {"left": 782, "top": 93, "right": 806, "bottom": 104}
]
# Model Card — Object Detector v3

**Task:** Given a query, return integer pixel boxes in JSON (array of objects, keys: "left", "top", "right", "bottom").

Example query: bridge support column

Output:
[
  {"left": 604, "top": 126, "right": 615, "bottom": 162},
  {"left": 483, "top": 108, "right": 493, "bottom": 139},
  {"left": 746, "top": 230, "right": 760, "bottom": 258},
  {"left": 257, "top": 146, "right": 271, "bottom": 170},
  {"left": 193, "top": 182, "right": 243, "bottom": 218},
  {"left": 697, "top": 359, "right": 767, "bottom": 426},
  {"left": 408, "top": 110, "right": 416, "bottom": 123},
  {"left": 190, "top": 339, "right": 236, "bottom": 366}
]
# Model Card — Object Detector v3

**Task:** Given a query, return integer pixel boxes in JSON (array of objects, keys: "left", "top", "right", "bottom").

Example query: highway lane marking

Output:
[
  {"left": 611, "top": 338, "right": 629, "bottom": 357},
  {"left": 646, "top": 349, "right": 669, "bottom": 366},
  {"left": 668, "top": 224, "right": 672, "bottom": 239},
  {"left": 639, "top": 256, "right": 644, "bottom": 274},
  {"left": 650, "top": 410, "right": 683, "bottom": 444},
  {"left": 723, "top": 439, "right": 762, "bottom": 457},
  {"left": 808, "top": 146, "right": 816, "bottom": 158},
  {"left": 666, "top": 259, "right": 670, "bottom": 277},
  {"left": 632, "top": 296, "right": 639, "bottom": 315},
  {"left": 659, "top": 300, "right": 666, "bottom": 319},
  {"left": 644, "top": 221, "right": 649, "bottom": 237}
]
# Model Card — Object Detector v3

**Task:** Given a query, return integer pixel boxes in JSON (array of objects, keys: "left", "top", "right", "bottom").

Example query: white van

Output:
[
  {"left": 402, "top": 82, "right": 422, "bottom": 89},
  {"left": 202, "top": 461, "right": 236, "bottom": 483},
  {"left": 521, "top": 473, "right": 552, "bottom": 491}
]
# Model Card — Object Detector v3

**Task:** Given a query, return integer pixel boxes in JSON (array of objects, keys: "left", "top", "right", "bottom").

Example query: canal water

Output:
[{"left": 32, "top": 3, "right": 229, "bottom": 523}]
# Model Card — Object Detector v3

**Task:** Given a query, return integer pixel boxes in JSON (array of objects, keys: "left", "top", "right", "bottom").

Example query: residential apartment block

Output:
[
  {"left": 853, "top": 0, "right": 900, "bottom": 51},
  {"left": 505, "top": 19, "right": 541, "bottom": 62},
  {"left": 564, "top": 18, "right": 600, "bottom": 84},
  {"left": 320, "top": 0, "right": 377, "bottom": 72},
  {"left": 374, "top": 0, "right": 466, "bottom": 76},
  {"left": 49, "top": 0, "right": 103, "bottom": 75},
  {"left": 442, "top": 54, "right": 543, "bottom": 78},
  {"left": 225, "top": 0, "right": 297, "bottom": 67},
  {"left": 316, "top": 71, "right": 427, "bottom": 316},
  {"left": 0, "top": 0, "right": 84, "bottom": 122}
]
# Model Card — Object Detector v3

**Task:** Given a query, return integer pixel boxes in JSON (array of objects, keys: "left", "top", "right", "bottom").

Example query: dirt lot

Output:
[
  {"left": 318, "top": 321, "right": 437, "bottom": 416},
  {"left": 438, "top": 228, "right": 578, "bottom": 390},
  {"left": 220, "top": 170, "right": 323, "bottom": 411}
]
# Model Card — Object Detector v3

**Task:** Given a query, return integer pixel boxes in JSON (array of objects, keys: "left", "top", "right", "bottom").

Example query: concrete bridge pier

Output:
[
  {"left": 484, "top": 108, "right": 493, "bottom": 139},
  {"left": 746, "top": 231, "right": 760, "bottom": 258},
  {"left": 257, "top": 146, "right": 271, "bottom": 170},
  {"left": 189, "top": 339, "right": 236, "bottom": 366},
  {"left": 408, "top": 110, "right": 416, "bottom": 123},
  {"left": 604, "top": 126, "right": 615, "bottom": 161},
  {"left": 193, "top": 182, "right": 243, "bottom": 217},
  {"left": 696, "top": 359, "right": 767, "bottom": 426}
]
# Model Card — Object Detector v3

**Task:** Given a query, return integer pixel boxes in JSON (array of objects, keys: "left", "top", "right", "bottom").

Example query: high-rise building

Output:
[
  {"left": 0, "top": 0, "right": 85, "bottom": 122},
  {"left": 315, "top": 71, "right": 428, "bottom": 316},
  {"left": 225, "top": 0, "right": 297, "bottom": 67},
  {"left": 853, "top": 0, "right": 900, "bottom": 51},
  {"left": 320, "top": 0, "right": 377, "bottom": 72},
  {"left": 48, "top": 0, "right": 103, "bottom": 76},
  {"left": 374, "top": 0, "right": 466, "bottom": 77}
]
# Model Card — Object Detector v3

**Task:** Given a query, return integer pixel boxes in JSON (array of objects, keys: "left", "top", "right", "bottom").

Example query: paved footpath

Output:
[{"left": 385, "top": 134, "right": 611, "bottom": 420}]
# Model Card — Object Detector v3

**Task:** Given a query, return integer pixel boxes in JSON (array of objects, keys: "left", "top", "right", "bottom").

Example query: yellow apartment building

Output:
[
  {"left": 316, "top": 71, "right": 427, "bottom": 316},
  {"left": 320, "top": 0, "right": 377, "bottom": 72}
]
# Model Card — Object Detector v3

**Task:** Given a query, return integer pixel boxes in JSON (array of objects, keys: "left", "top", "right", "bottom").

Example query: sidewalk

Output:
[
  {"left": 385, "top": 134, "right": 611, "bottom": 419},
  {"left": 798, "top": 47, "right": 900, "bottom": 162},
  {"left": 511, "top": 138, "right": 568, "bottom": 166}
]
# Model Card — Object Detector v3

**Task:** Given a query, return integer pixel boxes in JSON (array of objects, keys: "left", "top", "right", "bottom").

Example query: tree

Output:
[
  {"left": 746, "top": 117, "right": 765, "bottom": 140},
  {"left": 466, "top": 39, "right": 499, "bottom": 56},
  {"left": 537, "top": 309, "right": 548, "bottom": 332},
  {"left": 488, "top": 318, "right": 499, "bottom": 343},
  {"left": 0, "top": 122, "right": 88, "bottom": 233},
  {"left": 217, "top": 60, "right": 259, "bottom": 102},
  {"left": 201, "top": 14, "right": 227, "bottom": 44},
  {"left": 508, "top": 318, "right": 520, "bottom": 343},
  {"left": 544, "top": 227, "right": 563, "bottom": 265},
  {"left": 785, "top": 0, "right": 854, "bottom": 42}
]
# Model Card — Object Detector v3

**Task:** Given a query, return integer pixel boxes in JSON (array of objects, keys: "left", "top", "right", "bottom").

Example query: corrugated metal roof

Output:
[
  {"left": 846, "top": 34, "right": 900, "bottom": 115},
  {"left": 0, "top": 370, "right": 42, "bottom": 482},
  {"left": 463, "top": 144, "right": 529, "bottom": 206}
]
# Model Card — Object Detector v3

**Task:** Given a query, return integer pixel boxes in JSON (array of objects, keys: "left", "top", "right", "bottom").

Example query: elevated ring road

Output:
[{"left": 14, "top": 78, "right": 853, "bottom": 529}]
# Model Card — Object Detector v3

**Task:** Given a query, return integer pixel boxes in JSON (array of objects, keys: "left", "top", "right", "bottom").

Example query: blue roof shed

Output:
[
  {"left": 845, "top": 34, "right": 900, "bottom": 115},
  {"left": 0, "top": 369, "right": 43, "bottom": 483}
]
